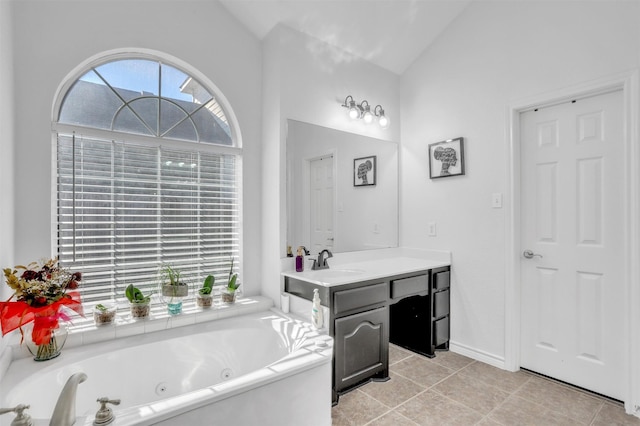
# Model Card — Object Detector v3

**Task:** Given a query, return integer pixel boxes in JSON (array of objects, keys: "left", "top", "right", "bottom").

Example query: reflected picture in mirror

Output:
[
  {"left": 354, "top": 156, "right": 376, "bottom": 187},
  {"left": 286, "top": 120, "right": 398, "bottom": 255}
]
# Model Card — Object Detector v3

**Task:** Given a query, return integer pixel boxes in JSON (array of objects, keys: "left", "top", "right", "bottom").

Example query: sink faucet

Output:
[
  {"left": 50, "top": 372, "right": 87, "bottom": 426},
  {"left": 312, "top": 249, "right": 333, "bottom": 270}
]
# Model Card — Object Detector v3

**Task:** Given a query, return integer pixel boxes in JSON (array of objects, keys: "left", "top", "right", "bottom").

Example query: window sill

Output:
[{"left": 4, "top": 296, "right": 273, "bottom": 362}]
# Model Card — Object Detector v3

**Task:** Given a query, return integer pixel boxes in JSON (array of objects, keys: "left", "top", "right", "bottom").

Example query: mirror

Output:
[{"left": 286, "top": 119, "right": 398, "bottom": 256}]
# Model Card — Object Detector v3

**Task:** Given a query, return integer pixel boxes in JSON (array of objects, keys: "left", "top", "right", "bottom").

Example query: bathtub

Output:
[{"left": 0, "top": 309, "right": 333, "bottom": 426}]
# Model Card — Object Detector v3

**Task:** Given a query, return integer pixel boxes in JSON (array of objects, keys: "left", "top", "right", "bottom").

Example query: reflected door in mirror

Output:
[{"left": 310, "top": 155, "right": 334, "bottom": 253}]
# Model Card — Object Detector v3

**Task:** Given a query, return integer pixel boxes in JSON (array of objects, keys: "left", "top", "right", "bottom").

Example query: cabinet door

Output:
[{"left": 334, "top": 306, "right": 388, "bottom": 392}]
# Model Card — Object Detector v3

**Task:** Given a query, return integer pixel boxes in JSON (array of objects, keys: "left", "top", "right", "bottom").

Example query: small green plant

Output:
[
  {"left": 95, "top": 303, "right": 109, "bottom": 312},
  {"left": 226, "top": 257, "right": 240, "bottom": 294},
  {"left": 125, "top": 284, "right": 152, "bottom": 304},
  {"left": 199, "top": 275, "right": 215, "bottom": 295},
  {"left": 161, "top": 264, "right": 182, "bottom": 286}
]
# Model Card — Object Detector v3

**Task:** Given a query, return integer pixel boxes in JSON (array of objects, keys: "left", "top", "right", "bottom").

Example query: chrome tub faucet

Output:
[{"left": 50, "top": 372, "right": 87, "bottom": 426}]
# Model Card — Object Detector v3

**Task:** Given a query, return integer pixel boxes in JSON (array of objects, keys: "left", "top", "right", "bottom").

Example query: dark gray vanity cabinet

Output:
[
  {"left": 283, "top": 264, "right": 450, "bottom": 404},
  {"left": 284, "top": 277, "right": 390, "bottom": 403}
]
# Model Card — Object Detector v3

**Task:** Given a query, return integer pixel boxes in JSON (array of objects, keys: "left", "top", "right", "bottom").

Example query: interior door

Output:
[
  {"left": 309, "top": 155, "right": 334, "bottom": 253},
  {"left": 520, "top": 90, "right": 624, "bottom": 399}
]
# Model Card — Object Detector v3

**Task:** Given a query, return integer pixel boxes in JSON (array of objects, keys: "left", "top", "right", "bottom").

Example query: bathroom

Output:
[{"left": 1, "top": 0, "right": 640, "bottom": 424}]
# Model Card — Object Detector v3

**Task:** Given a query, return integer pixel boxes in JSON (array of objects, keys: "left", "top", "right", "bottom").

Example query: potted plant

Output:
[
  {"left": 93, "top": 303, "right": 116, "bottom": 326},
  {"left": 160, "top": 264, "right": 188, "bottom": 315},
  {"left": 221, "top": 258, "right": 240, "bottom": 304},
  {"left": 125, "top": 284, "right": 152, "bottom": 319},
  {"left": 197, "top": 275, "right": 215, "bottom": 308}
]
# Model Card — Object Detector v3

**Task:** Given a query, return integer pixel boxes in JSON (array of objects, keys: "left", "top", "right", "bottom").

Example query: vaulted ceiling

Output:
[{"left": 219, "top": 0, "right": 472, "bottom": 75}]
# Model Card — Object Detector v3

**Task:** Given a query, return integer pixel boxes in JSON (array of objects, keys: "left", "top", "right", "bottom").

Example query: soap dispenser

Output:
[
  {"left": 311, "top": 288, "right": 323, "bottom": 329},
  {"left": 296, "top": 246, "right": 305, "bottom": 272}
]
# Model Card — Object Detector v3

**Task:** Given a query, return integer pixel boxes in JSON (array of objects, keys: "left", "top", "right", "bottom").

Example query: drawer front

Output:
[
  {"left": 334, "top": 282, "right": 388, "bottom": 316},
  {"left": 433, "top": 270, "right": 450, "bottom": 290},
  {"left": 434, "top": 316, "right": 449, "bottom": 346},
  {"left": 433, "top": 289, "right": 450, "bottom": 318},
  {"left": 391, "top": 274, "right": 428, "bottom": 299}
]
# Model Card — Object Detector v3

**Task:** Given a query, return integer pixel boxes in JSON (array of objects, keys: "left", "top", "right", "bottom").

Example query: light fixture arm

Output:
[{"left": 341, "top": 95, "right": 355, "bottom": 108}]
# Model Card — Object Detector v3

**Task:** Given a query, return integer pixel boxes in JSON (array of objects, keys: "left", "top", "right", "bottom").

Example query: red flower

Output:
[{"left": 21, "top": 270, "right": 39, "bottom": 281}]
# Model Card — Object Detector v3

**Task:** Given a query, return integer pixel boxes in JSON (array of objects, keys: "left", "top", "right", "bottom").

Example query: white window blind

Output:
[{"left": 56, "top": 133, "right": 239, "bottom": 304}]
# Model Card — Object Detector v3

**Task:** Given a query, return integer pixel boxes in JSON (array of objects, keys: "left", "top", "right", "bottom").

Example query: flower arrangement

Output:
[{"left": 0, "top": 257, "right": 83, "bottom": 360}]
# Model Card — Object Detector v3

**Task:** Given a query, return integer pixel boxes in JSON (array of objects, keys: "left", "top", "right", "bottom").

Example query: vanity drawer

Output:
[
  {"left": 433, "top": 270, "right": 450, "bottom": 290},
  {"left": 334, "top": 282, "right": 388, "bottom": 316},
  {"left": 433, "top": 316, "right": 449, "bottom": 347},
  {"left": 433, "top": 289, "right": 450, "bottom": 318},
  {"left": 391, "top": 274, "right": 428, "bottom": 299}
]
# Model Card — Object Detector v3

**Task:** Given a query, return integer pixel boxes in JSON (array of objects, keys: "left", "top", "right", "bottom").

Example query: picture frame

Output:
[
  {"left": 353, "top": 155, "right": 377, "bottom": 186},
  {"left": 428, "top": 137, "right": 465, "bottom": 179}
]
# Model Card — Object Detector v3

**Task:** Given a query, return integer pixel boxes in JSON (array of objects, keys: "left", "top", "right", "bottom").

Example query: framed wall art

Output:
[
  {"left": 428, "top": 137, "right": 465, "bottom": 179},
  {"left": 354, "top": 155, "right": 376, "bottom": 186}
]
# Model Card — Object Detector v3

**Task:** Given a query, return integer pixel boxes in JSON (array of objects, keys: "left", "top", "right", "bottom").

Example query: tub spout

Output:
[{"left": 50, "top": 372, "right": 87, "bottom": 426}]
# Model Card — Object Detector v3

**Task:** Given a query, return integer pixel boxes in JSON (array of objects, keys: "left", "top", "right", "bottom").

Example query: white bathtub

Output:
[{"left": 0, "top": 309, "right": 333, "bottom": 426}]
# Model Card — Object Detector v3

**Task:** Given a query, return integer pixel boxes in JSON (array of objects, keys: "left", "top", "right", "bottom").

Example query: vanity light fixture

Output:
[{"left": 341, "top": 95, "right": 389, "bottom": 129}]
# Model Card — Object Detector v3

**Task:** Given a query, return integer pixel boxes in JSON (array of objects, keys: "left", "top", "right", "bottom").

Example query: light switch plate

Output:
[
  {"left": 492, "top": 193, "right": 503, "bottom": 208},
  {"left": 428, "top": 222, "right": 437, "bottom": 236}
]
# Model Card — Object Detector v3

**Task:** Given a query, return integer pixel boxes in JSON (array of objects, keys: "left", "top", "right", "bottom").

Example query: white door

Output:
[
  {"left": 520, "top": 90, "right": 624, "bottom": 399},
  {"left": 309, "top": 155, "right": 334, "bottom": 254}
]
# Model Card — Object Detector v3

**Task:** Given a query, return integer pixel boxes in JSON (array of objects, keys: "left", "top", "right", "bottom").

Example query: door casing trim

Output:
[{"left": 504, "top": 70, "right": 640, "bottom": 414}]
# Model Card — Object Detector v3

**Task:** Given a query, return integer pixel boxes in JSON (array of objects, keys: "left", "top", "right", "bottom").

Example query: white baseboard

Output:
[{"left": 449, "top": 340, "right": 511, "bottom": 371}]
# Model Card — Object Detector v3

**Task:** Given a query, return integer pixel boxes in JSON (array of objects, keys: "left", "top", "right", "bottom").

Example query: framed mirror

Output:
[{"left": 286, "top": 120, "right": 398, "bottom": 256}]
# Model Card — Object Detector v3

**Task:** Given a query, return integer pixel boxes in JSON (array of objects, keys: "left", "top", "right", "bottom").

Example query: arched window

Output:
[{"left": 54, "top": 54, "right": 241, "bottom": 309}]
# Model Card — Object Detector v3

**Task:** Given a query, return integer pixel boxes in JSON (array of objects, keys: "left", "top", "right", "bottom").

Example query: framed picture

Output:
[
  {"left": 354, "top": 155, "right": 377, "bottom": 186},
  {"left": 428, "top": 137, "right": 465, "bottom": 179}
]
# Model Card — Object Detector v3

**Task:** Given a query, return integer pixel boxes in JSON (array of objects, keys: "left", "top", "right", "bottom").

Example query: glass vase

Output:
[
  {"left": 167, "top": 300, "right": 183, "bottom": 315},
  {"left": 24, "top": 318, "right": 68, "bottom": 362}
]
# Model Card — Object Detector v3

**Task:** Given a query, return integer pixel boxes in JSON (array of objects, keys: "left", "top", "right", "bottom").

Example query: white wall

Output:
[
  {"left": 400, "top": 1, "right": 640, "bottom": 361},
  {"left": 261, "top": 25, "right": 400, "bottom": 305},
  {"left": 9, "top": 1, "right": 263, "bottom": 294},
  {"left": 0, "top": 0, "right": 15, "bottom": 357}
]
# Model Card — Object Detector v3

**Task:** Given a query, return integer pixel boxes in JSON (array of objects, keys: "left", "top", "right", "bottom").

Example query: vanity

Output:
[{"left": 281, "top": 248, "right": 451, "bottom": 403}]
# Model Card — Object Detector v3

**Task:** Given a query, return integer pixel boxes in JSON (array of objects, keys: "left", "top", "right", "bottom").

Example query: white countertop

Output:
[{"left": 281, "top": 247, "right": 451, "bottom": 287}]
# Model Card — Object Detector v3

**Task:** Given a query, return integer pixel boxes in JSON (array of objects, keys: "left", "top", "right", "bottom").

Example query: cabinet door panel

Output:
[{"left": 334, "top": 307, "right": 388, "bottom": 391}]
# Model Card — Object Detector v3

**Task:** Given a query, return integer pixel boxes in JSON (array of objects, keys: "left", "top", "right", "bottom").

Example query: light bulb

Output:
[
  {"left": 361, "top": 101, "right": 373, "bottom": 124},
  {"left": 349, "top": 106, "right": 360, "bottom": 120},
  {"left": 378, "top": 114, "right": 389, "bottom": 129}
]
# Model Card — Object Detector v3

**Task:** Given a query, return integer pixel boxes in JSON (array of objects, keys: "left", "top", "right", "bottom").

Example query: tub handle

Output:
[
  {"left": 0, "top": 404, "right": 32, "bottom": 426},
  {"left": 93, "top": 397, "right": 120, "bottom": 426}
]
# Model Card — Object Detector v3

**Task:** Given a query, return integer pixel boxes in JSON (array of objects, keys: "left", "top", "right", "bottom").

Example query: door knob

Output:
[{"left": 523, "top": 249, "right": 543, "bottom": 259}]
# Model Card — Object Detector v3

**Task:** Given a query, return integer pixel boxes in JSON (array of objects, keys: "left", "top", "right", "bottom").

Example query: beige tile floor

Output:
[{"left": 332, "top": 344, "right": 640, "bottom": 426}]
